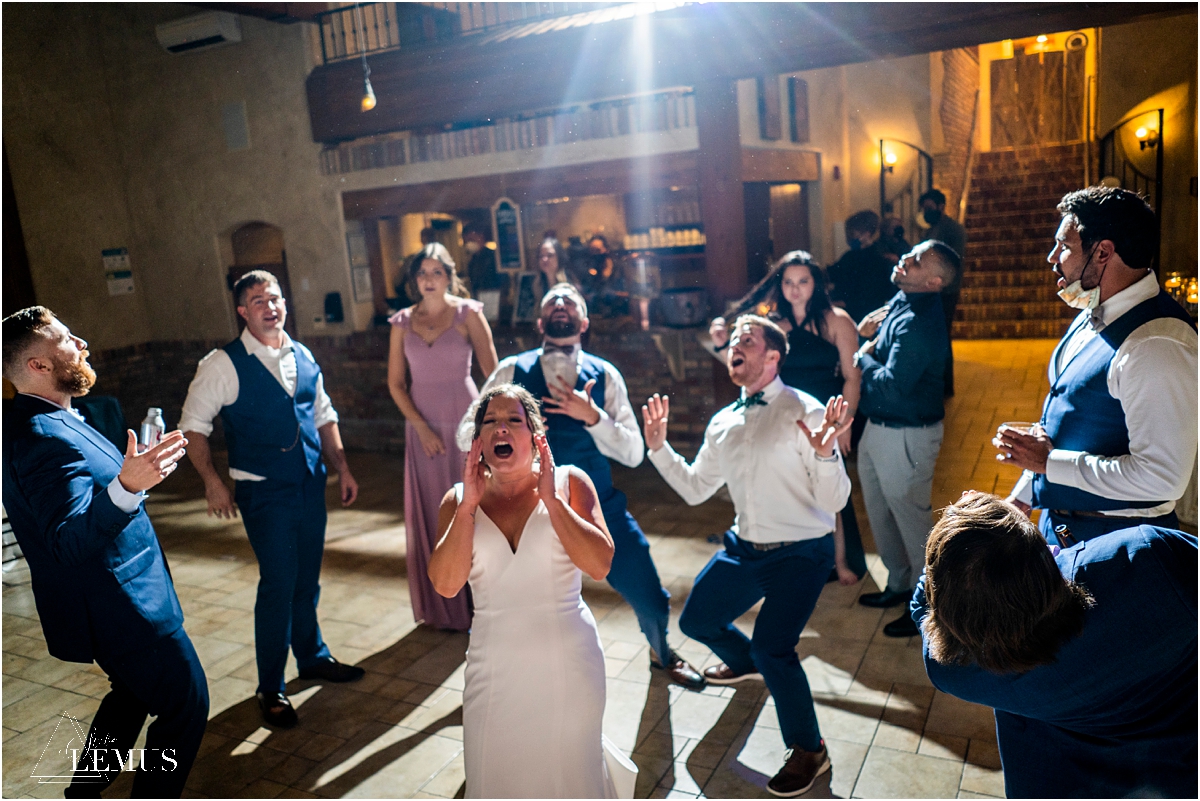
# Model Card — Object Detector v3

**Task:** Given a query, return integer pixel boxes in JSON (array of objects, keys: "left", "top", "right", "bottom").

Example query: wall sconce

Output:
[
  {"left": 1135, "top": 126, "right": 1159, "bottom": 150},
  {"left": 883, "top": 151, "right": 897, "bottom": 174}
]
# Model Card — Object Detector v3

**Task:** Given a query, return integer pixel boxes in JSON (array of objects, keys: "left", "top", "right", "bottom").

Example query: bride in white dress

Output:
[{"left": 428, "top": 384, "right": 630, "bottom": 798}]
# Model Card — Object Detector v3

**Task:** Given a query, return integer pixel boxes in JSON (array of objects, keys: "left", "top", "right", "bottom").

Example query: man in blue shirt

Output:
[
  {"left": 912, "top": 492, "right": 1196, "bottom": 799},
  {"left": 853, "top": 240, "right": 956, "bottom": 637}
]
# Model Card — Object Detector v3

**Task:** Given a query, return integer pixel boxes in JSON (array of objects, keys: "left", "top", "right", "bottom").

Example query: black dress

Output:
[{"left": 779, "top": 321, "right": 868, "bottom": 580}]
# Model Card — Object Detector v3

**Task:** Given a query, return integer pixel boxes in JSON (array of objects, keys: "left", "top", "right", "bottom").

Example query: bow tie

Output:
[
  {"left": 542, "top": 343, "right": 576, "bottom": 357},
  {"left": 733, "top": 391, "right": 768, "bottom": 411}
]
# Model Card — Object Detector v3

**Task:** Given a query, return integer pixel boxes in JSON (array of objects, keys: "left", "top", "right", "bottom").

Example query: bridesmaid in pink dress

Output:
[{"left": 388, "top": 243, "right": 498, "bottom": 630}]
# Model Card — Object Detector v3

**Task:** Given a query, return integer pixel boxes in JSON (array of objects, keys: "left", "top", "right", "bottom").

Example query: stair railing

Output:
[
  {"left": 1098, "top": 108, "right": 1164, "bottom": 269},
  {"left": 957, "top": 88, "right": 981, "bottom": 225}
]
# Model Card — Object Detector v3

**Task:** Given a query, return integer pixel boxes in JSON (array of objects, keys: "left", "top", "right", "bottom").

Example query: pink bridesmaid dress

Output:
[{"left": 390, "top": 299, "right": 481, "bottom": 630}]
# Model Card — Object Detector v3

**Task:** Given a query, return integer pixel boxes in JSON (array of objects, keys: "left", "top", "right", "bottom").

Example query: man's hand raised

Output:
[
  {"left": 118, "top": 430, "right": 187, "bottom": 494},
  {"left": 798, "top": 395, "right": 853, "bottom": 459},
  {"left": 641, "top": 394, "right": 670, "bottom": 453}
]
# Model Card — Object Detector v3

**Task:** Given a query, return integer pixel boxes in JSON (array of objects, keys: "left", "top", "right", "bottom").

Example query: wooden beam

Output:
[
  {"left": 741, "top": 149, "right": 820, "bottom": 183},
  {"left": 307, "top": 2, "right": 1188, "bottom": 143},
  {"left": 341, "top": 151, "right": 699, "bottom": 219},
  {"left": 695, "top": 80, "right": 746, "bottom": 309}
]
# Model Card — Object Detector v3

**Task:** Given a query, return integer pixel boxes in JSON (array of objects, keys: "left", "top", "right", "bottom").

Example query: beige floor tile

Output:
[
  {"left": 925, "top": 691, "right": 997, "bottom": 740},
  {"left": 960, "top": 763, "right": 1006, "bottom": 797},
  {"left": 853, "top": 745, "right": 964, "bottom": 798},
  {"left": 966, "top": 736, "right": 1001, "bottom": 770},
  {"left": 919, "top": 731, "right": 969, "bottom": 761},
  {"left": 826, "top": 737, "right": 869, "bottom": 799},
  {"left": 418, "top": 751, "right": 465, "bottom": 798},
  {"left": 957, "top": 790, "right": 1003, "bottom": 799}
]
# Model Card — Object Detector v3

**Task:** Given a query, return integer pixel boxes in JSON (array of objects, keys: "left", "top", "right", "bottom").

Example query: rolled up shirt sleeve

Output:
[
  {"left": 795, "top": 408, "right": 852, "bottom": 513},
  {"left": 313, "top": 372, "right": 339, "bottom": 429},
  {"left": 586, "top": 362, "right": 644, "bottom": 468},
  {"left": 178, "top": 349, "right": 238, "bottom": 436}
]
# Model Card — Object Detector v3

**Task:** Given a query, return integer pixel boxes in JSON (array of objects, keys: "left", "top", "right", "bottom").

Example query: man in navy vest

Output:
[
  {"left": 3, "top": 307, "right": 207, "bottom": 797},
  {"left": 181, "top": 271, "right": 363, "bottom": 728},
  {"left": 457, "top": 283, "right": 705, "bottom": 690},
  {"left": 913, "top": 492, "right": 1196, "bottom": 799},
  {"left": 996, "top": 187, "right": 1197, "bottom": 543}
]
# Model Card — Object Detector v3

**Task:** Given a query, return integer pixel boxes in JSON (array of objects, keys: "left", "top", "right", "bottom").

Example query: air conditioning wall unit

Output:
[{"left": 155, "top": 11, "right": 242, "bottom": 54}]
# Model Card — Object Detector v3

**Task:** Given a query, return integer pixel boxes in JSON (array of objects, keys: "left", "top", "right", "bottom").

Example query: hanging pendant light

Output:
[{"left": 354, "top": 3, "right": 375, "bottom": 112}]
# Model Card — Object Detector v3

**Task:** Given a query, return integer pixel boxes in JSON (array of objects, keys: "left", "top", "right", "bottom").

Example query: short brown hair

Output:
[
  {"left": 471, "top": 383, "right": 545, "bottom": 441},
  {"left": 2, "top": 306, "right": 56, "bottom": 374},
  {"left": 233, "top": 270, "right": 281, "bottom": 307},
  {"left": 732, "top": 314, "right": 789, "bottom": 359},
  {"left": 922, "top": 493, "right": 1093, "bottom": 674}
]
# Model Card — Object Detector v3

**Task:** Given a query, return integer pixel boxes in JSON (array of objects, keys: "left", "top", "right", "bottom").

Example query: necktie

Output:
[{"left": 733, "top": 391, "right": 767, "bottom": 411}]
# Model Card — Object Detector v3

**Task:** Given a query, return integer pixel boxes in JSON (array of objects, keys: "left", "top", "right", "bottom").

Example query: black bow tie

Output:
[
  {"left": 542, "top": 343, "right": 576, "bottom": 356},
  {"left": 733, "top": 391, "right": 768, "bottom": 411}
]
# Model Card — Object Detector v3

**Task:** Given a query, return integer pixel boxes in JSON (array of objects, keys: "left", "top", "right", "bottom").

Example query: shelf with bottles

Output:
[{"left": 622, "top": 227, "right": 706, "bottom": 250}]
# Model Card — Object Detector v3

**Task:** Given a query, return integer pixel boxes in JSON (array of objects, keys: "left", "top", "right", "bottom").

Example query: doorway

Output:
[{"left": 228, "top": 222, "right": 297, "bottom": 339}]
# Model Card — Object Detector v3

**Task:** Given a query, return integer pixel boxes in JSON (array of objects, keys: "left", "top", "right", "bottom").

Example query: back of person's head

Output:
[
  {"left": 844, "top": 209, "right": 880, "bottom": 239},
  {"left": 419, "top": 227, "right": 437, "bottom": 245},
  {"left": 919, "top": 240, "right": 962, "bottom": 291},
  {"left": 407, "top": 243, "right": 469, "bottom": 298},
  {"left": 2, "top": 306, "right": 56, "bottom": 375},
  {"left": 919, "top": 189, "right": 947, "bottom": 207},
  {"left": 1057, "top": 186, "right": 1157, "bottom": 271},
  {"left": 731, "top": 313, "right": 789, "bottom": 360},
  {"left": 233, "top": 269, "right": 281, "bottom": 308},
  {"left": 922, "top": 493, "right": 1093, "bottom": 674}
]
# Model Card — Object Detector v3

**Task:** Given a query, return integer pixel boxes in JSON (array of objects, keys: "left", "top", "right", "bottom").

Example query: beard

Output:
[
  {"left": 543, "top": 316, "right": 580, "bottom": 339},
  {"left": 53, "top": 352, "right": 96, "bottom": 397}
]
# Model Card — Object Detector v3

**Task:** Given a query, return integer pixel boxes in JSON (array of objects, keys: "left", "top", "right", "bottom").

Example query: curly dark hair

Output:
[
  {"left": 1057, "top": 186, "right": 1157, "bottom": 271},
  {"left": 727, "top": 250, "right": 834, "bottom": 337},
  {"left": 922, "top": 493, "right": 1093, "bottom": 674},
  {"left": 470, "top": 383, "right": 546, "bottom": 442}
]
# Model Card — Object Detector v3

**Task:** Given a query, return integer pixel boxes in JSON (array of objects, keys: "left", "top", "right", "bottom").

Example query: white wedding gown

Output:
[{"left": 458, "top": 467, "right": 634, "bottom": 799}]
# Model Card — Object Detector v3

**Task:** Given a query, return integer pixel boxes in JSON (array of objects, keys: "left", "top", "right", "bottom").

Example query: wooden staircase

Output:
[{"left": 954, "top": 143, "right": 1086, "bottom": 339}]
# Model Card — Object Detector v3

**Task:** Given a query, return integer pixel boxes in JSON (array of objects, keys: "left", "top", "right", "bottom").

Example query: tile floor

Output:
[{"left": 3, "top": 340, "right": 1064, "bottom": 799}]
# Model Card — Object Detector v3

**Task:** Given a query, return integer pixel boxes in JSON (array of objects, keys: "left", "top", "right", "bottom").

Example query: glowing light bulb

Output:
[
  {"left": 361, "top": 78, "right": 377, "bottom": 112},
  {"left": 1135, "top": 127, "right": 1147, "bottom": 140},
  {"left": 884, "top": 152, "right": 897, "bottom": 165},
  {"left": 1036, "top": 35, "right": 1048, "bottom": 43}
]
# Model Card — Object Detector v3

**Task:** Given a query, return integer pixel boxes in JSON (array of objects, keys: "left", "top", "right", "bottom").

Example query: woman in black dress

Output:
[{"left": 710, "top": 251, "right": 866, "bottom": 584}]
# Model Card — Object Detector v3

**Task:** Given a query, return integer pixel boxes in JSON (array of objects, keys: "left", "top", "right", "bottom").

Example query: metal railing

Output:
[
  {"left": 320, "top": 89, "right": 696, "bottom": 175},
  {"left": 315, "top": 2, "right": 624, "bottom": 63},
  {"left": 1099, "top": 108, "right": 1163, "bottom": 268}
]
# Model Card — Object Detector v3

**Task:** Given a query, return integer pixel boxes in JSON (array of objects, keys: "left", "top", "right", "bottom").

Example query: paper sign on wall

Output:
[{"left": 102, "top": 248, "right": 135, "bottom": 296}]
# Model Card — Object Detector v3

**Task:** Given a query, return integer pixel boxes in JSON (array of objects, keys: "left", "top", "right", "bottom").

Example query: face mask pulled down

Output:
[{"left": 1056, "top": 244, "right": 1103, "bottom": 311}]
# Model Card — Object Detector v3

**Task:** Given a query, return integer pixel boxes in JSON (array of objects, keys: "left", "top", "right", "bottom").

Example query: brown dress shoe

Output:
[
  {"left": 650, "top": 651, "right": 707, "bottom": 691},
  {"left": 767, "top": 743, "right": 831, "bottom": 797},
  {"left": 702, "top": 663, "right": 763, "bottom": 685}
]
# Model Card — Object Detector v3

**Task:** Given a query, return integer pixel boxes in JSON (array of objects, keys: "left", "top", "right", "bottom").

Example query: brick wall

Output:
[
  {"left": 86, "top": 321, "right": 721, "bottom": 457},
  {"left": 932, "top": 47, "right": 980, "bottom": 215}
]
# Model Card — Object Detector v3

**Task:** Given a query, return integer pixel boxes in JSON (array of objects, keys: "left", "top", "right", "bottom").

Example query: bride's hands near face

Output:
[
  {"left": 535, "top": 434, "right": 558, "bottom": 503},
  {"left": 461, "top": 438, "right": 487, "bottom": 509}
]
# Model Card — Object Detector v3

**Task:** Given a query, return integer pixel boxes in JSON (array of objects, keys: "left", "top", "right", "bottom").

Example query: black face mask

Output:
[
  {"left": 923, "top": 208, "right": 942, "bottom": 226},
  {"left": 544, "top": 317, "right": 580, "bottom": 338}
]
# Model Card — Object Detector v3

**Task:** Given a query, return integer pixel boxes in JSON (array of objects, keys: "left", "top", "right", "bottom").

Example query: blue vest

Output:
[
  {"left": 511, "top": 350, "right": 623, "bottom": 512},
  {"left": 219, "top": 338, "right": 324, "bottom": 482},
  {"left": 1032, "top": 291, "right": 1194, "bottom": 511}
]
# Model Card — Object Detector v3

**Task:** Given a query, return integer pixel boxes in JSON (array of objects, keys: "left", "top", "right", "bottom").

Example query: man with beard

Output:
[
  {"left": 995, "top": 187, "right": 1197, "bottom": 542},
  {"left": 180, "top": 270, "right": 363, "bottom": 729},
  {"left": 854, "top": 241, "right": 956, "bottom": 638},
  {"left": 2, "top": 307, "right": 207, "bottom": 797},
  {"left": 642, "top": 315, "right": 852, "bottom": 797},
  {"left": 457, "top": 283, "right": 705, "bottom": 690}
]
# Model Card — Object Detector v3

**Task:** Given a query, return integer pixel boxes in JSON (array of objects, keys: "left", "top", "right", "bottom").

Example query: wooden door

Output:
[{"left": 991, "top": 46, "right": 1086, "bottom": 148}]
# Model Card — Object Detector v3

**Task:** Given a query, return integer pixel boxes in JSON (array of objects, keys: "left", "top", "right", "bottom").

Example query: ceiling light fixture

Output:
[{"left": 354, "top": 4, "right": 376, "bottom": 112}]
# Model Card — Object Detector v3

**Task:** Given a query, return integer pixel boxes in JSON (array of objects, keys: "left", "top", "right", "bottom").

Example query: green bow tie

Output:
[{"left": 733, "top": 391, "right": 768, "bottom": 411}]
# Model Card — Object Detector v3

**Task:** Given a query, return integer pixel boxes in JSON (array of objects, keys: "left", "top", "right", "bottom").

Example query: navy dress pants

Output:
[
  {"left": 236, "top": 471, "right": 332, "bottom": 696},
  {"left": 680, "top": 531, "right": 833, "bottom": 752},
  {"left": 66, "top": 627, "right": 209, "bottom": 798},
  {"left": 601, "top": 493, "right": 673, "bottom": 662}
]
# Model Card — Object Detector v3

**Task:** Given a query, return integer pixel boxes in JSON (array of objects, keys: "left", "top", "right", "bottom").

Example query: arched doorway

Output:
[{"left": 228, "top": 222, "right": 297, "bottom": 338}]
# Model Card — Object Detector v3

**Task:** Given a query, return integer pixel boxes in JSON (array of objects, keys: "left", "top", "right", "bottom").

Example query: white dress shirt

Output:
[
  {"left": 22, "top": 393, "right": 146, "bottom": 513},
  {"left": 455, "top": 345, "right": 644, "bottom": 468},
  {"left": 648, "top": 377, "right": 851, "bottom": 543},
  {"left": 179, "top": 328, "right": 339, "bottom": 481},
  {"left": 1012, "top": 273, "right": 1198, "bottom": 515}
]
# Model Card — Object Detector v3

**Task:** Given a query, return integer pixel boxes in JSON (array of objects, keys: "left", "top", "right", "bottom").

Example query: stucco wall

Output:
[
  {"left": 1097, "top": 14, "right": 1198, "bottom": 276},
  {"left": 3, "top": 3, "right": 360, "bottom": 351}
]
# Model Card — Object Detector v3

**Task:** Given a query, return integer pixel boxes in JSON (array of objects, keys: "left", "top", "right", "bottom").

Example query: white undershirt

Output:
[{"left": 1011, "top": 273, "right": 1198, "bottom": 515}]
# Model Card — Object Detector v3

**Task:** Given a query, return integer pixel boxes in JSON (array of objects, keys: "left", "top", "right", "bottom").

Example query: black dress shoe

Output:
[
  {"left": 257, "top": 692, "right": 298, "bottom": 728},
  {"left": 299, "top": 657, "right": 365, "bottom": 683},
  {"left": 882, "top": 613, "right": 920, "bottom": 638},
  {"left": 650, "top": 650, "right": 707, "bottom": 691},
  {"left": 858, "top": 587, "right": 911, "bottom": 608}
]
